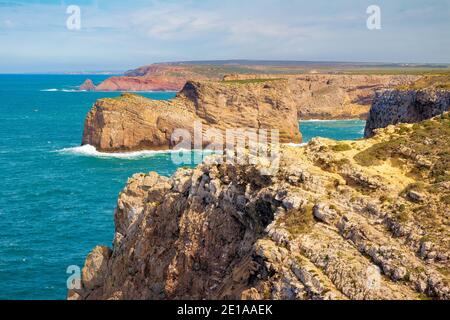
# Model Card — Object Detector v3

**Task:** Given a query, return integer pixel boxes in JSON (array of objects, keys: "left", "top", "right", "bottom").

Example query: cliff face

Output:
[
  {"left": 364, "top": 89, "right": 450, "bottom": 137},
  {"left": 70, "top": 114, "right": 450, "bottom": 300},
  {"left": 288, "top": 74, "right": 418, "bottom": 120},
  {"left": 81, "top": 94, "right": 197, "bottom": 151},
  {"left": 82, "top": 80, "right": 302, "bottom": 152},
  {"left": 225, "top": 74, "right": 419, "bottom": 120}
]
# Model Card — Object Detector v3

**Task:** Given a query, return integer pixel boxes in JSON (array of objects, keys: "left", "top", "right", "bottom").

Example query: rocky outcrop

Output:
[
  {"left": 71, "top": 114, "right": 450, "bottom": 300},
  {"left": 364, "top": 89, "right": 450, "bottom": 137},
  {"left": 79, "top": 79, "right": 96, "bottom": 91},
  {"left": 82, "top": 79, "right": 302, "bottom": 152}
]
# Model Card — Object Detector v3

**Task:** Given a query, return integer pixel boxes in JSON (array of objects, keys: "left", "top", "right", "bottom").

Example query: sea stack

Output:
[{"left": 79, "top": 79, "right": 96, "bottom": 91}]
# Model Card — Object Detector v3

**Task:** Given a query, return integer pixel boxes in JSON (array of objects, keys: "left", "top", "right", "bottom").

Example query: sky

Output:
[{"left": 0, "top": 0, "right": 449, "bottom": 72}]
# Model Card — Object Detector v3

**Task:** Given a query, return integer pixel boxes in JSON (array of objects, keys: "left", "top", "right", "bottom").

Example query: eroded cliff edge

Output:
[
  {"left": 82, "top": 79, "right": 302, "bottom": 152},
  {"left": 70, "top": 114, "right": 450, "bottom": 300},
  {"left": 365, "top": 76, "right": 450, "bottom": 137},
  {"left": 225, "top": 74, "right": 419, "bottom": 120},
  {"left": 365, "top": 89, "right": 450, "bottom": 137}
]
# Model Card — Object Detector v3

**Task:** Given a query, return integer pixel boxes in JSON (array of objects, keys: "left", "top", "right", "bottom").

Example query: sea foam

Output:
[
  {"left": 57, "top": 144, "right": 186, "bottom": 159},
  {"left": 284, "top": 142, "right": 307, "bottom": 148},
  {"left": 40, "top": 88, "right": 86, "bottom": 92},
  {"left": 40, "top": 88, "right": 58, "bottom": 92}
]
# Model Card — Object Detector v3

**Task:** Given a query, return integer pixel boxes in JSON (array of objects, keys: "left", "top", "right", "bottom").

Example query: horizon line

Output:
[{"left": 1, "top": 59, "right": 449, "bottom": 75}]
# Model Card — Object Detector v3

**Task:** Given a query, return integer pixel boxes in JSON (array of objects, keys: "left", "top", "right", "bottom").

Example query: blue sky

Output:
[{"left": 0, "top": 0, "right": 449, "bottom": 72}]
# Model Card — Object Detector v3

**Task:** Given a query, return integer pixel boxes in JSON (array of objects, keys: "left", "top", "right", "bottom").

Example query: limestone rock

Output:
[
  {"left": 81, "top": 246, "right": 111, "bottom": 291},
  {"left": 72, "top": 115, "right": 450, "bottom": 300},
  {"left": 82, "top": 80, "right": 302, "bottom": 152},
  {"left": 364, "top": 89, "right": 450, "bottom": 137}
]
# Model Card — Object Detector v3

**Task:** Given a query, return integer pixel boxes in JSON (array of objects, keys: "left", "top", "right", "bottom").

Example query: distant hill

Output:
[{"left": 82, "top": 60, "right": 450, "bottom": 92}]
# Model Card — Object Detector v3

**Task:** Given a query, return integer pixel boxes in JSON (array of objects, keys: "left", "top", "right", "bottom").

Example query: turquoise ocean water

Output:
[{"left": 0, "top": 75, "right": 365, "bottom": 299}]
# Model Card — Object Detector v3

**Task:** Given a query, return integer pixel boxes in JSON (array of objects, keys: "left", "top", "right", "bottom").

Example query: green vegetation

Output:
[
  {"left": 114, "top": 92, "right": 139, "bottom": 100},
  {"left": 342, "top": 68, "right": 450, "bottom": 76},
  {"left": 331, "top": 143, "right": 352, "bottom": 152},
  {"left": 354, "top": 137, "right": 407, "bottom": 166},
  {"left": 379, "top": 195, "right": 394, "bottom": 204},
  {"left": 393, "top": 203, "right": 410, "bottom": 222},
  {"left": 222, "top": 78, "right": 284, "bottom": 85},
  {"left": 441, "top": 194, "right": 450, "bottom": 205},
  {"left": 396, "top": 74, "right": 450, "bottom": 90},
  {"left": 280, "top": 204, "right": 315, "bottom": 235},
  {"left": 355, "top": 114, "right": 450, "bottom": 183},
  {"left": 395, "top": 125, "right": 412, "bottom": 135}
]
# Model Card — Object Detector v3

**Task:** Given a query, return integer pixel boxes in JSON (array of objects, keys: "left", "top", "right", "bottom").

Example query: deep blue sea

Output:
[{"left": 0, "top": 75, "right": 365, "bottom": 300}]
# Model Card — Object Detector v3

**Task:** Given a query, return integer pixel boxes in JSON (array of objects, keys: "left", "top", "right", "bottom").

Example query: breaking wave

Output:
[
  {"left": 284, "top": 143, "right": 307, "bottom": 148},
  {"left": 56, "top": 144, "right": 188, "bottom": 159},
  {"left": 40, "top": 88, "right": 58, "bottom": 92}
]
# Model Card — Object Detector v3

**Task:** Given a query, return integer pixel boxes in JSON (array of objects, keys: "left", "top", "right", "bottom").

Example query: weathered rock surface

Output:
[
  {"left": 365, "top": 89, "right": 450, "bottom": 137},
  {"left": 225, "top": 74, "right": 419, "bottom": 120},
  {"left": 82, "top": 80, "right": 302, "bottom": 152},
  {"left": 71, "top": 114, "right": 450, "bottom": 300}
]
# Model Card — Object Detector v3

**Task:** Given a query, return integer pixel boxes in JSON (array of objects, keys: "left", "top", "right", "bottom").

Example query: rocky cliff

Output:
[
  {"left": 82, "top": 79, "right": 302, "bottom": 152},
  {"left": 70, "top": 114, "right": 450, "bottom": 300},
  {"left": 85, "top": 62, "right": 419, "bottom": 120},
  {"left": 365, "top": 88, "right": 450, "bottom": 137},
  {"left": 284, "top": 74, "right": 418, "bottom": 120}
]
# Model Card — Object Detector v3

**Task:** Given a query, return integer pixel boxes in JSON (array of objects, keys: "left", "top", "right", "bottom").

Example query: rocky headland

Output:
[
  {"left": 87, "top": 64, "right": 218, "bottom": 92},
  {"left": 70, "top": 113, "right": 450, "bottom": 300},
  {"left": 82, "top": 79, "right": 302, "bottom": 152}
]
